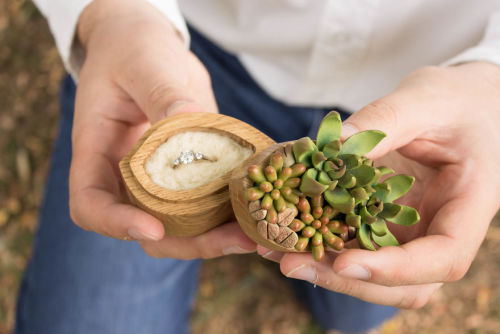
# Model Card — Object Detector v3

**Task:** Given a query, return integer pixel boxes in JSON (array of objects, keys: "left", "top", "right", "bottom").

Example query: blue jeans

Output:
[{"left": 15, "top": 27, "right": 397, "bottom": 334}]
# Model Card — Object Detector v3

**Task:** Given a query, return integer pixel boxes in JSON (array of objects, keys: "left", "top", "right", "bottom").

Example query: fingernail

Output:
[
  {"left": 337, "top": 264, "right": 371, "bottom": 281},
  {"left": 341, "top": 123, "right": 359, "bottom": 139},
  {"left": 262, "top": 250, "right": 283, "bottom": 263},
  {"left": 127, "top": 228, "right": 161, "bottom": 241},
  {"left": 286, "top": 265, "right": 317, "bottom": 283},
  {"left": 222, "top": 245, "right": 254, "bottom": 255}
]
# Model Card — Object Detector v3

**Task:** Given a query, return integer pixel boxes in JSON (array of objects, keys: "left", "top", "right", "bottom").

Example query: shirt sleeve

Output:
[
  {"left": 32, "top": 0, "right": 189, "bottom": 82},
  {"left": 442, "top": 11, "right": 500, "bottom": 67}
]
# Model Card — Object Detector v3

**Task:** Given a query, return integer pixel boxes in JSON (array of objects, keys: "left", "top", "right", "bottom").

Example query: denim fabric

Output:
[{"left": 15, "top": 27, "right": 397, "bottom": 334}]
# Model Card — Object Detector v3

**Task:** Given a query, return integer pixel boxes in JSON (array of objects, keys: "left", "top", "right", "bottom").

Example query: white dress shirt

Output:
[{"left": 34, "top": 0, "right": 500, "bottom": 111}]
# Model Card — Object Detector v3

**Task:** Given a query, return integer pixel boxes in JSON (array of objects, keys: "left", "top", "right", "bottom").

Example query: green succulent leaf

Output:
[
  {"left": 323, "top": 140, "right": 342, "bottom": 159},
  {"left": 311, "top": 151, "right": 327, "bottom": 170},
  {"left": 378, "top": 202, "right": 403, "bottom": 219},
  {"left": 350, "top": 187, "right": 369, "bottom": 204},
  {"left": 299, "top": 168, "right": 328, "bottom": 196},
  {"left": 316, "top": 111, "right": 342, "bottom": 151},
  {"left": 324, "top": 187, "right": 355, "bottom": 214},
  {"left": 346, "top": 213, "right": 361, "bottom": 228},
  {"left": 338, "top": 172, "right": 357, "bottom": 188},
  {"left": 339, "top": 130, "right": 386, "bottom": 156},
  {"left": 377, "top": 166, "right": 395, "bottom": 176},
  {"left": 360, "top": 205, "right": 376, "bottom": 224},
  {"left": 372, "top": 183, "right": 391, "bottom": 202},
  {"left": 318, "top": 171, "right": 336, "bottom": 186},
  {"left": 339, "top": 154, "right": 362, "bottom": 170},
  {"left": 327, "top": 165, "right": 347, "bottom": 180},
  {"left": 370, "top": 218, "right": 387, "bottom": 237},
  {"left": 383, "top": 175, "right": 415, "bottom": 202},
  {"left": 372, "top": 227, "right": 400, "bottom": 247},
  {"left": 385, "top": 205, "right": 420, "bottom": 226},
  {"left": 293, "top": 137, "right": 317, "bottom": 167},
  {"left": 357, "top": 223, "right": 376, "bottom": 251},
  {"left": 349, "top": 165, "right": 377, "bottom": 187}
]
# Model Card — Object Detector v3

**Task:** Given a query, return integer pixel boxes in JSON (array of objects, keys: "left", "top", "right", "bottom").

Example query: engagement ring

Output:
[{"left": 172, "top": 150, "right": 215, "bottom": 168}]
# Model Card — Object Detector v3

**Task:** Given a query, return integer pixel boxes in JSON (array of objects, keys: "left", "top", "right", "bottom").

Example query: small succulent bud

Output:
[
  {"left": 295, "top": 237, "right": 309, "bottom": 251},
  {"left": 311, "top": 194, "right": 324, "bottom": 208},
  {"left": 323, "top": 231, "right": 344, "bottom": 251},
  {"left": 270, "top": 189, "right": 281, "bottom": 200},
  {"left": 302, "top": 226, "right": 316, "bottom": 238},
  {"left": 246, "top": 187, "right": 265, "bottom": 201},
  {"left": 281, "top": 188, "right": 299, "bottom": 204},
  {"left": 270, "top": 152, "right": 284, "bottom": 171},
  {"left": 290, "top": 163, "right": 307, "bottom": 178},
  {"left": 312, "top": 232, "right": 323, "bottom": 247},
  {"left": 312, "top": 206, "right": 323, "bottom": 219},
  {"left": 248, "top": 165, "right": 267, "bottom": 183},
  {"left": 320, "top": 216, "right": 329, "bottom": 226},
  {"left": 289, "top": 219, "right": 306, "bottom": 232},
  {"left": 283, "top": 177, "right": 301, "bottom": 188},
  {"left": 327, "top": 220, "right": 348, "bottom": 234},
  {"left": 260, "top": 194, "right": 273, "bottom": 210},
  {"left": 259, "top": 181, "right": 273, "bottom": 193},
  {"left": 319, "top": 225, "right": 329, "bottom": 235},
  {"left": 264, "top": 165, "right": 278, "bottom": 182},
  {"left": 274, "top": 196, "right": 287, "bottom": 213},
  {"left": 266, "top": 206, "right": 278, "bottom": 224},
  {"left": 278, "top": 167, "right": 292, "bottom": 181},
  {"left": 297, "top": 197, "right": 311, "bottom": 213},
  {"left": 312, "top": 220, "right": 322, "bottom": 229},
  {"left": 322, "top": 205, "right": 337, "bottom": 219},
  {"left": 312, "top": 244, "right": 325, "bottom": 262},
  {"left": 300, "top": 212, "right": 314, "bottom": 225},
  {"left": 273, "top": 179, "right": 284, "bottom": 189}
]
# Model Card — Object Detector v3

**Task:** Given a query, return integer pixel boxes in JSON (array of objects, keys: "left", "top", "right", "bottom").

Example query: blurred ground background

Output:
[{"left": 1, "top": 1, "right": 500, "bottom": 333}]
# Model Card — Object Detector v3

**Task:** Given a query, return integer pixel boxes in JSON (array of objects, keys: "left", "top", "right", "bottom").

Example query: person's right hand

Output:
[{"left": 69, "top": 0, "right": 256, "bottom": 258}]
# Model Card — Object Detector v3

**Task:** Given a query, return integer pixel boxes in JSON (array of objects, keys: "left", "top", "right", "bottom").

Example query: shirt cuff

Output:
[
  {"left": 37, "top": 0, "right": 189, "bottom": 82},
  {"left": 441, "top": 11, "right": 500, "bottom": 67}
]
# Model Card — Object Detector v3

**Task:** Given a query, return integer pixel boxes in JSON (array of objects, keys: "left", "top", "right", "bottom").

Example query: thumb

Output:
[
  {"left": 341, "top": 96, "right": 428, "bottom": 159},
  {"left": 113, "top": 33, "right": 218, "bottom": 123}
]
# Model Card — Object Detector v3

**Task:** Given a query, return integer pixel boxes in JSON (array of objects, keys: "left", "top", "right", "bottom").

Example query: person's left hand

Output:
[{"left": 258, "top": 62, "right": 500, "bottom": 308}]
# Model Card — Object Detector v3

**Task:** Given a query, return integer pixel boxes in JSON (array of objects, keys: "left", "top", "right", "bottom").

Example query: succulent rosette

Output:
[{"left": 245, "top": 111, "right": 420, "bottom": 261}]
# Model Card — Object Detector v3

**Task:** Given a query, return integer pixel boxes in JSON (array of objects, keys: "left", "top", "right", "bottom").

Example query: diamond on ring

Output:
[{"left": 172, "top": 150, "right": 215, "bottom": 168}]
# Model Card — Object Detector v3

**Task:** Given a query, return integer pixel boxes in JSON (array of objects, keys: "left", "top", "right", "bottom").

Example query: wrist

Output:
[{"left": 77, "top": 0, "right": 178, "bottom": 49}]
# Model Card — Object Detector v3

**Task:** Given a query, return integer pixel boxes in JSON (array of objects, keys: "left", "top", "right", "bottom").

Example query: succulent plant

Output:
[{"left": 245, "top": 111, "right": 420, "bottom": 261}]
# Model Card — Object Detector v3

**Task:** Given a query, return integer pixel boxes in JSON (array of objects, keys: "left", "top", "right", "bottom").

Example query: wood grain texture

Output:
[
  {"left": 229, "top": 141, "right": 303, "bottom": 252},
  {"left": 119, "top": 112, "right": 275, "bottom": 237}
]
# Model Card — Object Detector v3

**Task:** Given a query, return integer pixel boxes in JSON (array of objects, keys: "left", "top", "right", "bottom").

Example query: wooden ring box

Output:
[{"left": 119, "top": 112, "right": 275, "bottom": 237}]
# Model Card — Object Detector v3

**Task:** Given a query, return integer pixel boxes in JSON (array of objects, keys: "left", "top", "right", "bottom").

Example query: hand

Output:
[
  {"left": 69, "top": 0, "right": 256, "bottom": 258},
  {"left": 259, "top": 62, "right": 500, "bottom": 308}
]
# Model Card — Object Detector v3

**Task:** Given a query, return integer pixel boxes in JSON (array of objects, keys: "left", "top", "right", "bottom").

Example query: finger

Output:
[
  {"left": 257, "top": 246, "right": 285, "bottom": 263},
  {"left": 341, "top": 90, "right": 450, "bottom": 159},
  {"left": 70, "top": 150, "right": 165, "bottom": 241},
  {"left": 112, "top": 26, "right": 217, "bottom": 123},
  {"left": 331, "top": 180, "right": 496, "bottom": 287},
  {"left": 139, "top": 222, "right": 257, "bottom": 260},
  {"left": 280, "top": 252, "right": 443, "bottom": 309}
]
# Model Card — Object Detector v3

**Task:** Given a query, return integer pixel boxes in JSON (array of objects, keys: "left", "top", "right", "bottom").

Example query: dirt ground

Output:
[{"left": 1, "top": 2, "right": 499, "bottom": 333}]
